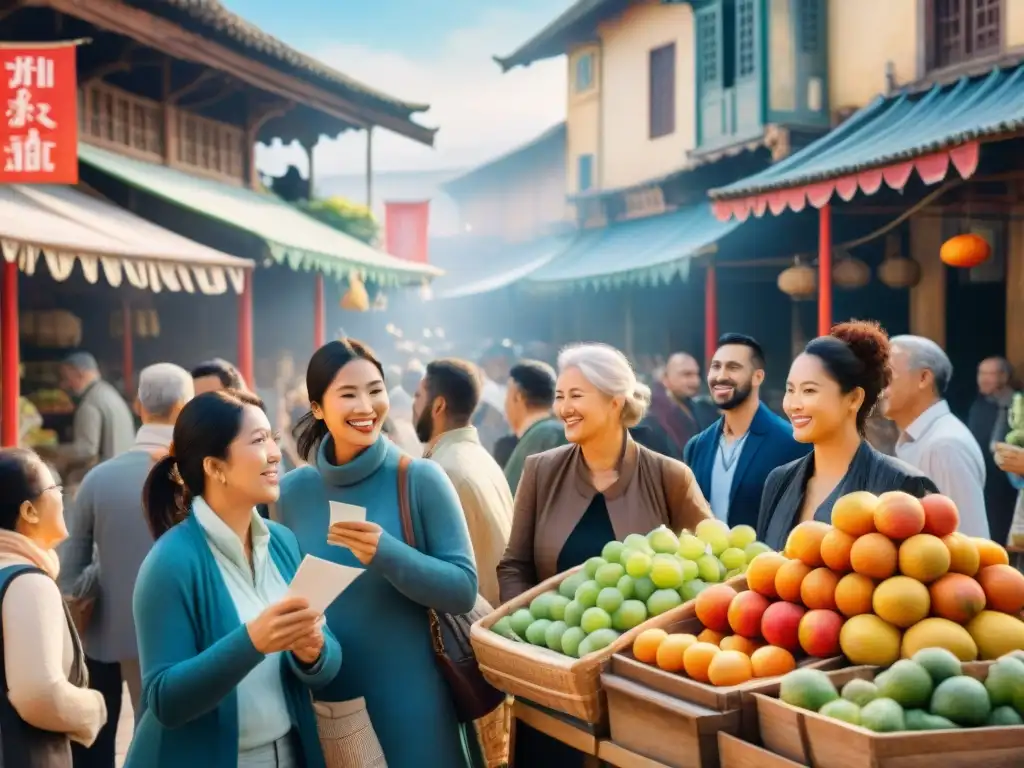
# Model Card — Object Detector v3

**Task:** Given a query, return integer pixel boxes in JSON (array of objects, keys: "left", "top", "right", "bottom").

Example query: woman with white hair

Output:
[{"left": 498, "top": 343, "right": 711, "bottom": 765}]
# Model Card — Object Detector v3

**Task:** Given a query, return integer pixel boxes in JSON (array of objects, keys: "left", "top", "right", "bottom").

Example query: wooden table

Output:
[{"left": 510, "top": 700, "right": 671, "bottom": 768}]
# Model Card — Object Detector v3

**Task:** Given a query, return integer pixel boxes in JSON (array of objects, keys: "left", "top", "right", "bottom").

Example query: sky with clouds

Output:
[{"left": 224, "top": 0, "right": 574, "bottom": 178}]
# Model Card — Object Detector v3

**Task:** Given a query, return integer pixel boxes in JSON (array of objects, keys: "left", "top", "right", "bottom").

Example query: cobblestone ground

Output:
[{"left": 116, "top": 683, "right": 132, "bottom": 767}]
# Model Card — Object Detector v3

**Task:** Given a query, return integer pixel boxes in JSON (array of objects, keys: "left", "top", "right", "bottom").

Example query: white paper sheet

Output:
[
  {"left": 329, "top": 501, "right": 367, "bottom": 526},
  {"left": 286, "top": 555, "right": 364, "bottom": 614}
]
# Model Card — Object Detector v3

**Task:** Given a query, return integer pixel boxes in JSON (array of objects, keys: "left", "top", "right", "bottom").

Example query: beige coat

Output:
[
  {"left": 424, "top": 426, "right": 513, "bottom": 606},
  {"left": 498, "top": 434, "right": 712, "bottom": 603}
]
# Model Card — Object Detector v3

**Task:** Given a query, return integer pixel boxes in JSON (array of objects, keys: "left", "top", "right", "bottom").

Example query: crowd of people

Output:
[{"left": 0, "top": 322, "right": 1022, "bottom": 768}]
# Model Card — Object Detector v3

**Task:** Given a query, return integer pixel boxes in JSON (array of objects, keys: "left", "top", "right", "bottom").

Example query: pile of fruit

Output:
[
  {"left": 490, "top": 520, "right": 768, "bottom": 658},
  {"left": 778, "top": 648, "right": 1024, "bottom": 731},
  {"left": 777, "top": 490, "right": 1024, "bottom": 664}
]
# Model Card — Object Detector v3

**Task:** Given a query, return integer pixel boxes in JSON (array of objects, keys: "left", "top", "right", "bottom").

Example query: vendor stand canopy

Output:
[
  {"left": 0, "top": 183, "right": 251, "bottom": 294},
  {"left": 431, "top": 235, "right": 575, "bottom": 300},
  {"left": 707, "top": 64, "right": 1024, "bottom": 220},
  {"left": 78, "top": 143, "right": 441, "bottom": 287}
]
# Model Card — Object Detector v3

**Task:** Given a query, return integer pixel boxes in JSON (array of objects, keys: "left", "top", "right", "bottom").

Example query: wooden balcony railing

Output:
[{"left": 78, "top": 81, "right": 246, "bottom": 185}]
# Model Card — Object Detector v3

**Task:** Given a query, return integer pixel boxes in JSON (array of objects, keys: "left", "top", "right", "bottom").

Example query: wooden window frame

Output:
[
  {"left": 649, "top": 42, "right": 677, "bottom": 140},
  {"left": 923, "top": 0, "right": 1004, "bottom": 73}
]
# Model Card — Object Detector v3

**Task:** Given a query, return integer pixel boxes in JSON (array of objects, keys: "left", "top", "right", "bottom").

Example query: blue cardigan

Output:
[
  {"left": 684, "top": 402, "right": 810, "bottom": 530},
  {"left": 124, "top": 513, "right": 341, "bottom": 768}
]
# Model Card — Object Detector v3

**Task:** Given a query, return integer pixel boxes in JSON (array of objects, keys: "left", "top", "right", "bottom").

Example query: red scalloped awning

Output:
[{"left": 711, "top": 141, "right": 981, "bottom": 222}]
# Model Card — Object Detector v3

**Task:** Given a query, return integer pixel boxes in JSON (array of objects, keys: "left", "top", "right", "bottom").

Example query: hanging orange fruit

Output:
[{"left": 939, "top": 233, "right": 991, "bottom": 268}]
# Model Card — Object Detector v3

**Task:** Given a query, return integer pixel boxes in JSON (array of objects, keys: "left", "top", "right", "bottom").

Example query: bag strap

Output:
[{"left": 397, "top": 454, "right": 415, "bottom": 549}]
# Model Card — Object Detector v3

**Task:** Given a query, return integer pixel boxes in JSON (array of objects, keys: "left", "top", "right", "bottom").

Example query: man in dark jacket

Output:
[{"left": 649, "top": 352, "right": 718, "bottom": 456}]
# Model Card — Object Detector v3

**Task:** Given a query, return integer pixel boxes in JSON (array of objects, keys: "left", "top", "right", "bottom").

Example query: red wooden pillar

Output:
[
  {"left": 818, "top": 204, "right": 833, "bottom": 336},
  {"left": 122, "top": 300, "right": 134, "bottom": 396},
  {"left": 704, "top": 263, "right": 718, "bottom": 368},
  {"left": 314, "top": 273, "right": 325, "bottom": 350},
  {"left": 237, "top": 270, "right": 254, "bottom": 388},
  {"left": 1, "top": 260, "right": 19, "bottom": 447}
]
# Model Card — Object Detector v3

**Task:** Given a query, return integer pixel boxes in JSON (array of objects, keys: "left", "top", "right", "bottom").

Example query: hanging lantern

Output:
[
  {"left": 147, "top": 309, "right": 161, "bottom": 338},
  {"left": 876, "top": 232, "right": 921, "bottom": 288},
  {"left": 371, "top": 292, "right": 388, "bottom": 311},
  {"left": 340, "top": 274, "right": 369, "bottom": 312},
  {"left": 777, "top": 260, "right": 817, "bottom": 300},
  {"left": 833, "top": 251, "right": 871, "bottom": 290},
  {"left": 940, "top": 232, "right": 991, "bottom": 269}
]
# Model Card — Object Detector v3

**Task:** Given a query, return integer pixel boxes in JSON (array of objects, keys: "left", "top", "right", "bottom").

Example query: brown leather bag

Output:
[{"left": 396, "top": 455, "right": 506, "bottom": 723}]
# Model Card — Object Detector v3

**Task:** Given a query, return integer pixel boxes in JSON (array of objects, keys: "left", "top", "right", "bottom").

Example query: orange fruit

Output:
[
  {"left": 632, "top": 628, "right": 668, "bottom": 664},
  {"left": 898, "top": 534, "right": 951, "bottom": 583},
  {"left": 977, "top": 564, "right": 1024, "bottom": 614},
  {"left": 874, "top": 491, "right": 926, "bottom": 540},
  {"left": 707, "top": 649, "right": 754, "bottom": 687},
  {"left": 944, "top": 532, "right": 981, "bottom": 576},
  {"left": 785, "top": 521, "right": 831, "bottom": 567},
  {"left": 682, "top": 642, "right": 720, "bottom": 682},
  {"left": 720, "top": 634, "right": 762, "bottom": 655},
  {"left": 974, "top": 538, "right": 1010, "bottom": 568},
  {"left": 929, "top": 572, "right": 986, "bottom": 623},
  {"left": 775, "top": 559, "right": 813, "bottom": 603},
  {"left": 849, "top": 532, "right": 898, "bottom": 580},
  {"left": 920, "top": 494, "right": 960, "bottom": 537},
  {"left": 697, "top": 628, "right": 727, "bottom": 646},
  {"left": 750, "top": 645, "right": 797, "bottom": 678},
  {"left": 800, "top": 567, "right": 840, "bottom": 611},
  {"left": 831, "top": 491, "right": 878, "bottom": 536},
  {"left": 834, "top": 572, "right": 875, "bottom": 617},
  {"left": 746, "top": 552, "right": 788, "bottom": 599},
  {"left": 655, "top": 633, "right": 698, "bottom": 672},
  {"left": 872, "top": 576, "right": 931, "bottom": 628},
  {"left": 820, "top": 528, "right": 855, "bottom": 572}
]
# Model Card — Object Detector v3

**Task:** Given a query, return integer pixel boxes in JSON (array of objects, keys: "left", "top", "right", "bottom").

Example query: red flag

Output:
[
  {"left": 384, "top": 200, "right": 430, "bottom": 263},
  {"left": 0, "top": 43, "right": 79, "bottom": 184}
]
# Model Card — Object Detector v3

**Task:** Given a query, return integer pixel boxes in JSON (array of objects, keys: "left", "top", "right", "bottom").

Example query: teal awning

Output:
[
  {"left": 78, "top": 143, "right": 440, "bottom": 286},
  {"left": 526, "top": 204, "right": 738, "bottom": 289},
  {"left": 431, "top": 235, "right": 574, "bottom": 299},
  {"left": 708, "top": 64, "right": 1024, "bottom": 219}
]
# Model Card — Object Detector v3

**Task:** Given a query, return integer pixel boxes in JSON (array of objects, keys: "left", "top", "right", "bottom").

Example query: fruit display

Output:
[
  {"left": 779, "top": 490, "right": 1024, "bottom": 665},
  {"left": 490, "top": 520, "right": 767, "bottom": 658},
  {"left": 778, "top": 648, "right": 1024, "bottom": 732}
]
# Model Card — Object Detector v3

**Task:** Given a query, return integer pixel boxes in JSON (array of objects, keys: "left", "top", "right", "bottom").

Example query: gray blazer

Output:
[{"left": 58, "top": 427, "right": 168, "bottom": 663}]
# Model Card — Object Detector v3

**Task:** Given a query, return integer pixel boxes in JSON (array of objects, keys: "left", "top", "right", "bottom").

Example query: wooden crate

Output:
[
  {"left": 471, "top": 569, "right": 746, "bottom": 723},
  {"left": 717, "top": 733, "right": 808, "bottom": 768},
  {"left": 603, "top": 673, "right": 741, "bottom": 768},
  {"left": 753, "top": 660, "right": 1024, "bottom": 768},
  {"left": 609, "top": 612, "right": 846, "bottom": 740}
]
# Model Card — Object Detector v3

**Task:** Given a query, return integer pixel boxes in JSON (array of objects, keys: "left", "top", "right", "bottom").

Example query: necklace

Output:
[{"left": 718, "top": 432, "right": 749, "bottom": 472}]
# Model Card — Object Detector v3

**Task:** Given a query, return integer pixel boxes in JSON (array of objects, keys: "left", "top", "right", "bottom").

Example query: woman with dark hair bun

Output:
[
  {"left": 757, "top": 321, "right": 939, "bottom": 551},
  {"left": 0, "top": 447, "right": 106, "bottom": 766},
  {"left": 126, "top": 390, "right": 341, "bottom": 768},
  {"left": 279, "top": 339, "right": 479, "bottom": 767}
]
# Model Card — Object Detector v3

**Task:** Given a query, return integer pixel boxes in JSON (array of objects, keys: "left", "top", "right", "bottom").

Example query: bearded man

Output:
[{"left": 683, "top": 334, "right": 810, "bottom": 528}]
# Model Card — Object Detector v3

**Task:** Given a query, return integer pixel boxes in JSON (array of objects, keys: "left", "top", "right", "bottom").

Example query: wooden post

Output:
[
  {"left": 122, "top": 300, "right": 134, "bottom": 396},
  {"left": 161, "top": 57, "right": 176, "bottom": 167},
  {"left": 1007, "top": 204, "right": 1024, "bottom": 374},
  {"left": 818, "top": 204, "right": 833, "bottom": 336},
  {"left": 704, "top": 263, "right": 718, "bottom": 367},
  {"left": 237, "top": 271, "right": 254, "bottom": 389},
  {"left": 909, "top": 213, "right": 946, "bottom": 346},
  {"left": 1, "top": 260, "right": 19, "bottom": 447},
  {"left": 314, "top": 273, "right": 325, "bottom": 350}
]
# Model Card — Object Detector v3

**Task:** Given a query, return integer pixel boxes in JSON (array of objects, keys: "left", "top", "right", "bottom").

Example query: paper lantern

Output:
[
  {"left": 340, "top": 274, "right": 369, "bottom": 312},
  {"left": 940, "top": 233, "right": 991, "bottom": 269},
  {"left": 777, "top": 262, "right": 817, "bottom": 300},
  {"left": 877, "top": 256, "right": 921, "bottom": 288},
  {"left": 833, "top": 254, "right": 871, "bottom": 289}
]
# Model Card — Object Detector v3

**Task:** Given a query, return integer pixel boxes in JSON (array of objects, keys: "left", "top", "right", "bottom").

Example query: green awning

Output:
[
  {"left": 526, "top": 204, "right": 737, "bottom": 290},
  {"left": 78, "top": 143, "right": 440, "bottom": 286},
  {"left": 431, "top": 235, "right": 574, "bottom": 299}
]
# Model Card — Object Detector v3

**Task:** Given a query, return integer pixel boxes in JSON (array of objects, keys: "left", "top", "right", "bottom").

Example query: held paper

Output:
[
  {"left": 286, "top": 555, "right": 364, "bottom": 614},
  {"left": 329, "top": 501, "right": 367, "bottom": 526}
]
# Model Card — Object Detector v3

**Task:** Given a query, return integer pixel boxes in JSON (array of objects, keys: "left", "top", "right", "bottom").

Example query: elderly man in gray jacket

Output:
[{"left": 59, "top": 363, "right": 193, "bottom": 768}]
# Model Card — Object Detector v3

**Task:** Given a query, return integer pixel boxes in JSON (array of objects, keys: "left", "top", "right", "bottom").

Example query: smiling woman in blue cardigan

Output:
[{"left": 124, "top": 390, "right": 341, "bottom": 768}]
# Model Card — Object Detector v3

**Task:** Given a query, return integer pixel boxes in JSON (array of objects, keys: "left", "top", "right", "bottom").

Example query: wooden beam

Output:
[
  {"left": 26, "top": 0, "right": 436, "bottom": 146},
  {"left": 167, "top": 69, "right": 219, "bottom": 104}
]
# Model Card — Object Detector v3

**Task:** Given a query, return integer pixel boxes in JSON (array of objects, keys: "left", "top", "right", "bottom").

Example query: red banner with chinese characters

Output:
[
  {"left": 1, "top": 43, "right": 78, "bottom": 184},
  {"left": 384, "top": 200, "right": 430, "bottom": 263}
]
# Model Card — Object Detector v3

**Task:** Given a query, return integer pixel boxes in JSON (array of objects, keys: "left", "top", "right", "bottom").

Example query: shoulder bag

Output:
[{"left": 396, "top": 455, "right": 506, "bottom": 723}]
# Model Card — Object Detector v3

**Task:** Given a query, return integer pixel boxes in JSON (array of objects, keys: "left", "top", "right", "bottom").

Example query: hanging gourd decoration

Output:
[
  {"left": 340, "top": 273, "right": 370, "bottom": 312},
  {"left": 832, "top": 250, "right": 871, "bottom": 290},
  {"left": 876, "top": 233, "right": 920, "bottom": 288},
  {"left": 940, "top": 233, "right": 991, "bottom": 269},
  {"left": 777, "top": 259, "right": 817, "bottom": 300}
]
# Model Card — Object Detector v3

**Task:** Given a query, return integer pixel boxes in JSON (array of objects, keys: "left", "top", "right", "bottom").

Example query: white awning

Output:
[{"left": 0, "top": 184, "right": 251, "bottom": 295}]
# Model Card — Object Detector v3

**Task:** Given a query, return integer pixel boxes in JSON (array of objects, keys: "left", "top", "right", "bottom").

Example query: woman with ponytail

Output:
[
  {"left": 757, "top": 321, "right": 939, "bottom": 550},
  {"left": 125, "top": 390, "right": 341, "bottom": 768}
]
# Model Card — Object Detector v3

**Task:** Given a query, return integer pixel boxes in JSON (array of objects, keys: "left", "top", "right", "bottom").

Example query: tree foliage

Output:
[{"left": 300, "top": 196, "right": 380, "bottom": 245}]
